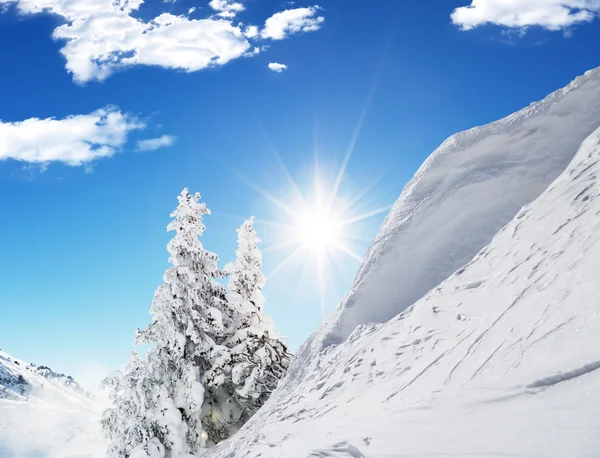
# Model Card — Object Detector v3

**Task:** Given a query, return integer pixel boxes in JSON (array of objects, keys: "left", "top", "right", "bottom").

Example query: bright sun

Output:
[
  {"left": 236, "top": 161, "right": 391, "bottom": 318},
  {"left": 235, "top": 117, "right": 391, "bottom": 316},
  {"left": 295, "top": 201, "right": 342, "bottom": 253}
]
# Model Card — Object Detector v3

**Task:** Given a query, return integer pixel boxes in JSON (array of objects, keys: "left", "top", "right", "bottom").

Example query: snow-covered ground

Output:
[
  {"left": 207, "top": 124, "right": 600, "bottom": 457},
  {"left": 0, "top": 350, "right": 105, "bottom": 457}
]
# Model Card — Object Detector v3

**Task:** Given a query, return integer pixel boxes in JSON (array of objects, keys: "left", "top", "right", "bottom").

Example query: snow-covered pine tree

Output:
[
  {"left": 102, "top": 189, "right": 236, "bottom": 458},
  {"left": 224, "top": 217, "right": 291, "bottom": 419}
]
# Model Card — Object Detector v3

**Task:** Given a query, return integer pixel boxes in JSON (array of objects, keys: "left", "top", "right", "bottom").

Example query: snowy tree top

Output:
[{"left": 167, "top": 188, "right": 210, "bottom": 237}]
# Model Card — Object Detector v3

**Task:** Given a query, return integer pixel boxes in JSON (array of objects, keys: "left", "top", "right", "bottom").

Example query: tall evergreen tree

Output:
[
  {"left": 224, "top": 217, "right": 291, "bottom": 418},
  {"left": 102, "top": 189, "right": 233, "bottom": 457}
]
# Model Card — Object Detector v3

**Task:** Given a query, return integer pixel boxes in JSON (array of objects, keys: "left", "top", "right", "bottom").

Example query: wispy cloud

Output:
[
  {"left": 136, "top": 134, "right": 177, "bottom": 152},
  {"left": 0, "top": 0, "right": 325, "bottom": 83},
  {"left": 268, "top": 62, "right": 288, "bottom": 73},
  {"left": 0, "top": 106, "right": 143, "bottom": 166},
  {"left": 452, "top": 0, "right": 600, "bottom": 32},
  {"left": 261, "top": 6, "right": 324, "bottom": 40}
]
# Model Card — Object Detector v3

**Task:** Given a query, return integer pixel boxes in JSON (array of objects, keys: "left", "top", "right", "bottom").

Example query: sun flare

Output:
[
  {"left": 294, "top": 198, "right": 342, "bottom": 253},
  {"left": 235, "top": 158, "right": 391, "bottom": 318},
  {"left": 235, "top": 102, "right": 391, "bottom": 316}
]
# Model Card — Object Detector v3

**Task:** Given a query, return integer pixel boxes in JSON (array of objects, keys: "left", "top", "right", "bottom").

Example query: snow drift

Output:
[{"left": 207, "top": 68, "right": 600, "bottom": 457}]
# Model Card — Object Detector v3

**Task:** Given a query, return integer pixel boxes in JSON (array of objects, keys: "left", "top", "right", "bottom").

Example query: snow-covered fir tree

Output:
[
  {"left": 102, "top": 195, "right": 291, "bottom": 457},
  {"left": 102, "top": 189, "right": 235, "bottom": 457},
  {"left": 223, "top": 217, "right": 291, "bottom": 419}
]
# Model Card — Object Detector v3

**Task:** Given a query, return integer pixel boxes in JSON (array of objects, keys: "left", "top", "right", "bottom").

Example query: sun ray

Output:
[
  {"left": 211, "top": 212, "right": 253, "bottom": 222},
  {"left": 253, "top": 218, "right": 292, "bottom": 230},
  {"left": 256, "top": 119, "right": 305, "bottom": 205},
  {"left": 329, "top": 65, "right": 384, "bottom": 209},
  {"left": 263, "top": 239, "right": 298, "bottom": 254},
  {"left": 338, "top": 166, "right": 395, "bottom": 215},
  {"left": 329, "top": 107, "right": 368, "bottom": 208},
  {"left": 313, "top": 114, "right": 320, "bottom": 177},
  {"left": 293, "top": 254, "right": 314, "bottom": 301},
  {"left": 316, "top": 252, "right": 328, "bottom": 320},
  {"left": 329, "top": 248, "right": 349, "bottom": 278},
  {"left": 340, "top": 205, "right": 392, "bottom": 227},
  {"left": 343, "top": 233, "right": 376, "bottom": 244},
  {"left": 266, "top": 246, "right": 306, "bottom": 280},
  {"left": 231, "top": 170, "right": 296, "bottom": 218},
  {"left": 334, "top": 242, "right": 363, "bottom": 262}
]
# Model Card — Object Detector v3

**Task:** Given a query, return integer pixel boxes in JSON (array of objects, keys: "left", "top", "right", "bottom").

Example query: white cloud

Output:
[
  {"left": 209, "top": 0, "right": 245, "bottom": 18},
  {"left": 136, "top": 134, "right": 176, "bottom": 151},
  {"left": 54, "top": 13, "right": 251, "bottom": 83},
  {"left": 244, "top": 24, "right": 259, "bottom": 38},
  {"left": 261, "top": 6, "right": 324, "bottom": 40},
  {"left": 452, "top": 0, "right": 600, "bottom": 31},
  {"left": 0, "top": 0, "right": 324, "bottom": 82},
  {"left": 0, "top": 106, "right": 143, "bottom": 166},
  {"left": 268, "top": 62, "right": 288, "bottom": 72}
]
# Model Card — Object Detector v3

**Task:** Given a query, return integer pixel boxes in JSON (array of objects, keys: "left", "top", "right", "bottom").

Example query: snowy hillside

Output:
[
  {"left": 0, "top": 349, "right": 104, "bottom": 457},
  {"left": 207, "top": 122, "right": 600, "bottom": 457},
  {"left": 329, "top": 66, "right": 600, "bottom": 343}
]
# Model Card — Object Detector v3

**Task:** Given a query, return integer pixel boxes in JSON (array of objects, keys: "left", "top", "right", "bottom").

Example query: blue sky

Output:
[{"left": 1, "top": 0, "right": 600, "bottom": 389}]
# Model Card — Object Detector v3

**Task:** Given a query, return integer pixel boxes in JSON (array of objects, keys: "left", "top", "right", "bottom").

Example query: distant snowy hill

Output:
[
  {"left": 0, "top": 349, "right": 88, "bottom": 401},
  {"left": 207, "top": 69, "right": 600, "bottom": 457},
  {"left": 0, "top": 349, "right": 104, "bottom": 457}
]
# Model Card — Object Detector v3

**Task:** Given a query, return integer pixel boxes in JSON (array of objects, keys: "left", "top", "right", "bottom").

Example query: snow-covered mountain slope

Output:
[
  {"left": 328, "top": 66, "right": 600, "bottom": 343},
  {"left": 207, "top": 107, "right": 600, "bottom": 455},
  {"left": 0, "top": 349, "right": 105, "bottom": 457},
  {"left": 0, "top": 349, "right": 88, "bottom": 401}
]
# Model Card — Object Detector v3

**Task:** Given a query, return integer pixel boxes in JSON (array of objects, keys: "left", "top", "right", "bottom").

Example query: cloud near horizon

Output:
[
  {"left": 0, "top": 0, "right": 325, "bottom": 83},
  {"left": 452, "top": 0, "right": 600, "bottom": 32},
  {"left": 0, "top": 107, "right": 146, "bottom": 167}
]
